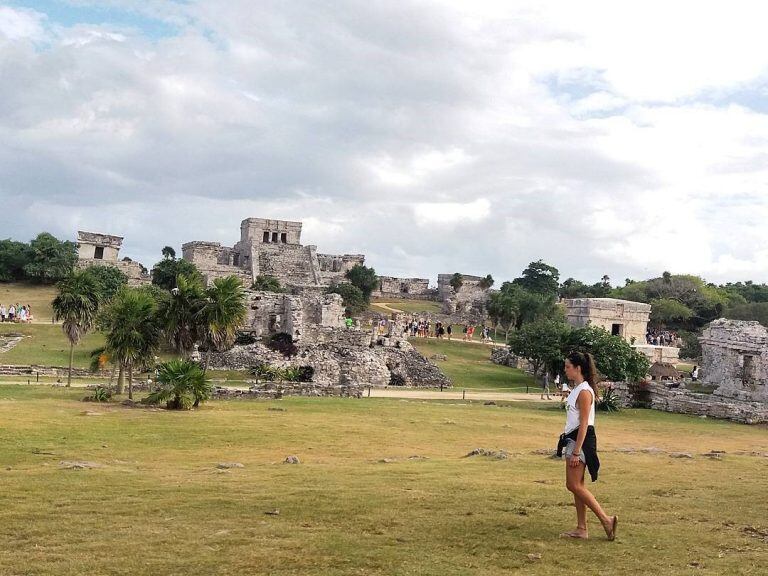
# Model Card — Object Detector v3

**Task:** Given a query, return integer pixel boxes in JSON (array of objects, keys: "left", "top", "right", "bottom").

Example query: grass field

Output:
[
  {"left": 410, "top": 338, "right": 535, "bottom": 391},
  {"left": 0, "top": 282, "right": 57, "bottom": 322},
  {"left": 370, "top": 298, "right": 443, "bottom": 314},
  {"left": 0, "top": 323, "right": 106, "bottom": 368},
  {"left": 0, "top": 385, "right": 765, "bottom": 575}
]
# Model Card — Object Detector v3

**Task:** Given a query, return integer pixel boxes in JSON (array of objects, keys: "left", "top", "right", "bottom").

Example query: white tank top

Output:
[{"left": 564, "top": 381, "right": 595, "bottom": 434}]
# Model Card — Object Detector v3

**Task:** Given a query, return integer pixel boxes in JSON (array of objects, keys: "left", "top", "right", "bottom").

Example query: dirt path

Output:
[{"left": 367, "top": 388, "right": 559, "bottom": 402}]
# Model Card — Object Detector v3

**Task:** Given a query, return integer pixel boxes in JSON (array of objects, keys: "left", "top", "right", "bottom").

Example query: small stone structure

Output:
[
  {"left": 182, "top": 218, "right": 364, "bottom": 288},
  {"left": 699, "top": 319, "right": 768, "bottom": 403},
  {"left": 374, "top": 276, "right": 437, "bottom": 300},
  {"left": 75, "top": 231, "right": 149, "bottom": 286},
  {"left": 437, "top": 274, "right": 491, "bottom": 319},
  {"left": 564, "top": 298, "right": 651, "bottom": 343}
]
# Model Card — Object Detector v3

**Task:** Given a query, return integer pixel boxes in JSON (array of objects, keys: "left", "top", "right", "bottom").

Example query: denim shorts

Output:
[{"left": 563, "top": 439, "right": 586, "bottom": 464}]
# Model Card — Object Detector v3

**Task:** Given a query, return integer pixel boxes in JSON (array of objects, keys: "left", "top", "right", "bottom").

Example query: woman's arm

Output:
[{"left": 569, "top": 390, "right": 591, "bottom": 468}]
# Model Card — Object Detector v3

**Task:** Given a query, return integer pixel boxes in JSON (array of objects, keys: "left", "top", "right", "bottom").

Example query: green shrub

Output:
[{"left": 596, "top": 386, "right": 621, "bottom": 412}]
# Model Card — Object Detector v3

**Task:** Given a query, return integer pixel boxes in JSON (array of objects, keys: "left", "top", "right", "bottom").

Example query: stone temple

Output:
[
  {"left": 564, "top": 297, "right": 679, "bottom": 363},
  {"left": 76, "top": 231, "right": 149, "bottom": 286},
  {"left": 182, "top": 218, "right": 365, "bottom": 288}
]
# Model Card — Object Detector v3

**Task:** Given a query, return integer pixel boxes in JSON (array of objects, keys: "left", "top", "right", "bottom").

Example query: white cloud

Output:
[{"left": 1, "top": 2, "right": 768, "bottom": 284}]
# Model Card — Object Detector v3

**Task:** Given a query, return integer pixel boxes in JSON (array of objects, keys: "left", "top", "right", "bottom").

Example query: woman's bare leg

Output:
[{"left": 566, "top": 462, "right": 614, "bottom": 537}]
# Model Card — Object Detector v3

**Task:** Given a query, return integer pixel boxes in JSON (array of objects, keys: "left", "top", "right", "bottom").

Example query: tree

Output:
[
  {"left": 147, "top": 359, "right": 212, "bottom": 410},
  {"left": 23, "top": 233, "right": 78, "bottom": 283},
  {"left": 508, "top": 319, "right": 570, "bottom": 382},
  {"left": 52, "top": 271, "right": 102, "bottom": 387},
  {"left": 327, "top": 283, "right": 367, "bottom": 315},
  {"left": 252, "top": 274, "right": 284, "bottom": 292},
  {"left": 159, "top": 273, "right": 205, "bottom": 358},
  {"left": 559, "top": 278, "right": 590, "bottom": 299},
  {"left": 478, "top": 274, "right": 494, "bottom": 289},
  {"left": 161, "top": 246, "right": 176, "bottom": 260},
  {"left": 198, "top": 276, "right": 247, "bottom": 381},
  {"left": 0, "top": 239, "right": 33, "bottom": 282},
  {"left": 81, "top": 266, "right": 128, "bottom": 302},
  {"left": 513, "top": 260, "right": 560, "bottom": 296},
  {"left": 649, "top": 298, "right": 695, "bottom": 327},
  {"left": 151, "top": 256, "right": 203, "bottom": 290},
  {"left": 563, "top": 325, "right": 649, "bottom": 383},
  {"left": 449, "top": 273, "right": 464, "bottom": 292},
  {"left": 487, "top": 285, "right": 521, "bottom": 338},
  {"left": 100, "top": 287, "right": 162, "bottom": 399},
  {"left": 345, "top": 264, "right": 378, "bottom": 300},
  {"left": 724, "top": 302, "right": 768, "bottom": 327}
]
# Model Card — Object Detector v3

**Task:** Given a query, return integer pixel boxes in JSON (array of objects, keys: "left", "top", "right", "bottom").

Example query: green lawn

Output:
[
  {"left": 0, "top": 282, "right": 57, "bottom": 322},
  {"left": 0, "top": 323, "right": 107, "bottom": 368},
  {"left": 0, "top": 385, "right": 765, "bottom": 575},
  {"left": 410, "top": 338, "right": 535, "bottom": 391}
]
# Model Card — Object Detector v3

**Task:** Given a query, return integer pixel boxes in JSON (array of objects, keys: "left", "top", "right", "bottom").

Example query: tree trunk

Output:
[
  {"left": 116, "top": 364, "right": 125, "bottom": 395},
  {"left": 67, "top": 342, "right": 74, "bottom": 387},
  {"left": 128, "top": 363, "right": 133, "bottom": 400}
]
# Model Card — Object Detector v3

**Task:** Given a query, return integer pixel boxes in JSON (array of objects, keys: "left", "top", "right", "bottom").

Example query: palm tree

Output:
[
  {"left": 52, "top": 270, "right": 101, "bottom": 387},
  {"left": 198, "top": 275, "right": 247, "bottom": 378},
  {"left": 101, "top": 288, "right": 162, "bottom": 399},
  {"left": 160, "top": 273, "right": 205, "bottom": 358},
  {"left": 147, "top": 359, "right": 211, "bottom": 410}
]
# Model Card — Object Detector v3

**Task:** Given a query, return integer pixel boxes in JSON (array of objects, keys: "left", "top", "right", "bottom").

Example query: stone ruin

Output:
[
  {"left": 208, "top": 289, "right": 450, "bottom": 392},
  {"left": 564, "top": 297, "right": 680, "bottom": 364},
  {"left": 373, "top": 276, "right": 437, "bottom": 300},
  {"left": 76, "top": 231, "right": 149, "bottom": 286},
  {"left": 699, "top": 318, "right": 768, "bottom": 403},
  {"left": 437, "top": 274, "right": 492, "bottom": 320},
  {"left": 182, "top": 218, "right": 364, "bottom": 288}
]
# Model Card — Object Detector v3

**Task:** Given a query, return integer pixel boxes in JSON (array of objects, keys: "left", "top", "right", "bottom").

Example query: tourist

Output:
[
  {"left": 446, "top": 324, "right": 452, "bottom": 340},
  {"left": 540, "top": 371, "right": 552, "bottom": 400},
  {"left": 18, "top": 306, "right": 27, "bottom": 323},
  {"left": 345, "top": 316, "right": 354, "bottom": 328},
  {"left": 557, "top": 373, "right": 570, "bottom": 402},
  {"left": 8, "top": 304, "right": 15, "bottom": 322},
  {"left": 462, "top": 325, "right": 468, "bottom": 340},
  {"left": 691, "top": 365, "right": 699, "bottom": 382},
  {"left": 0, "top": 303, "right": 6, "bottom": 322},
  {"left": 26, "top": 305, "right": 33, "bottom": 323},
  {"left": 557, "top": 351, "right": 617, "bottom": 541},
  {"left": 467, "top": 325, "right": 475, "bottom": 340}
]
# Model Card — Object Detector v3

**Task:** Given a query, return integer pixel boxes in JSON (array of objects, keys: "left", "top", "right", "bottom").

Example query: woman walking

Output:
[{"left": 557, "top": 351, "right": 618, "bottom": 540}]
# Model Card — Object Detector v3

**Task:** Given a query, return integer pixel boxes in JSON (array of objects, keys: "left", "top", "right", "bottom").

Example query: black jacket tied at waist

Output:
[{"left": 556, "top": 425, "right": 600, "bottom": 482}]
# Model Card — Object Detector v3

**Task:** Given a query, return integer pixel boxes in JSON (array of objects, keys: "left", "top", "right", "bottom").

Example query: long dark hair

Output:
[{"left": 566, "top": 351, "right": 599, "bottom": 395}]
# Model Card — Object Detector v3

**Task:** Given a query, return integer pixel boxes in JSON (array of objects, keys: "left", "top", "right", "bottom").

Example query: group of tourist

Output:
[
  {"left": 0, "top": 303, "right": 33, "bottom": 323},
  {"left": 400, "top": 316, "right": 494, "bottom": 343},
  {"left": 645, "top": 329, "right": 679, "bottom": 346}
]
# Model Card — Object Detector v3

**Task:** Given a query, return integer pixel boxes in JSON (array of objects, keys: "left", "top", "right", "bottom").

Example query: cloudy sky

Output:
[{"left": 2, "top": 1, "right": 768, "bottom": 286}]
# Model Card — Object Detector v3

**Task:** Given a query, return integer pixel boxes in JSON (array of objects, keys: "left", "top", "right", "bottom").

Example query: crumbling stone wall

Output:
[
  {"left": 317, "top": 253, "right": 366, "bottom": 285},
  {"left": 374, "top": 276, "right": 437, "bottom": 300},
  {"left": 244, "top": 290, "right": 345, "bottom": 341},
  {"left": 609, "top": 380, "right": 768, "bottom": 424},
  {"left": 699, "top": 319, "right": 768, "bottom": 403},
  {"left": 437, "top": 274, "right": 491, "bottom": 319}
]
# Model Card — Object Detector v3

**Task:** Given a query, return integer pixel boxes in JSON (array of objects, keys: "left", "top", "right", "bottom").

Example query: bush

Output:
[
  {"left": 326, "top": 282, "right": 367, "bottom": 315},
  {"left": 83, "top": 386, "right": 112, "bottom": 403},
  {"left": 252, "top": 275, "right": 284, "bottom": 292},
  {"left": 389, "top": 373, "right": 406, "bottom": 386},
  {"left": 627, "top": 380, "right": 652, "bottom": 408},
  {"left": 596, "top": 386, "right": 621, "bottom": 412}
]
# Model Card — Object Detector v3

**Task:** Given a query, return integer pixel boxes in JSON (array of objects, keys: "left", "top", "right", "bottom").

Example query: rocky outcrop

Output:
[{"left": 208, "top": 327, "right": 451, "bottom": 389}]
